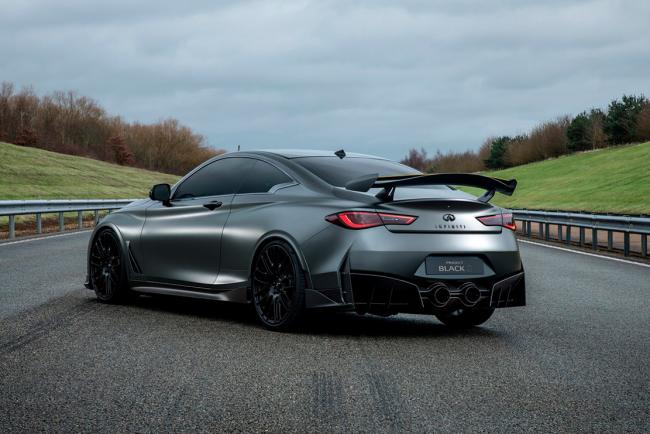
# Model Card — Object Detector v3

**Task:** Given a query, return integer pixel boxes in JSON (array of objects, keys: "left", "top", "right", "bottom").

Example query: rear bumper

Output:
[
  {"left": 346, "top": 271, "right": 525, "bottom": 314},
  {"left": 301, "top": 225, "right": 525, "bottom": 312},
  {"left": 306, "top": 268, "right": 526, "bottom": 313}
]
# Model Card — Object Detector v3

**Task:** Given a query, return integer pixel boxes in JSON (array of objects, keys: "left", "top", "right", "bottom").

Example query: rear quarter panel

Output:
[{"left": 218, "top": 186, "right": 362, "bottom": 286}]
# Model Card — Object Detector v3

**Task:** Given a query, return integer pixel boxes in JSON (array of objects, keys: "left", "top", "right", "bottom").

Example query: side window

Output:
[
  {"left": 173, "top": 158, "right": 254, "bottom": 199},
  {"left": 238, "top": 160, "right": 293, "bottom": 194}
]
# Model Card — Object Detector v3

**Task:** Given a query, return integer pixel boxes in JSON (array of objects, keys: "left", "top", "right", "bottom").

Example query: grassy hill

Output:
[
  {"left": 472, "top": 141, "right": 650, "bottom": 215},
  {"left": 0, "top": 142, "right": 179, "bottom": 199},
  {"left": 2, "top": 140, "right": 648, "bottom": 215}
]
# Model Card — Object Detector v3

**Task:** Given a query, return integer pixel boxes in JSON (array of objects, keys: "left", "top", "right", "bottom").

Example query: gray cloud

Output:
[{"left": 1, "top": 0, "right": 649, "bottom": 159}]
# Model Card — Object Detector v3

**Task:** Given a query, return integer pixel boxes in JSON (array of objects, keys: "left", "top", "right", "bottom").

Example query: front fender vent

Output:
[{"left": 127, "top": 243, "right": 142, "bottom": 274}]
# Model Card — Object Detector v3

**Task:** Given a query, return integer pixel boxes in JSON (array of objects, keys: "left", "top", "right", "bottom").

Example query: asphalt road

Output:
[{"left": 1, "top": 232, "right": 649, "bottom": 433}]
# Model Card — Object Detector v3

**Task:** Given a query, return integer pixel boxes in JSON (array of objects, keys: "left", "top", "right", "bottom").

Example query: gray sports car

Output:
[{"left": 85, "top": 149, "right": 525, "bottom": 330}]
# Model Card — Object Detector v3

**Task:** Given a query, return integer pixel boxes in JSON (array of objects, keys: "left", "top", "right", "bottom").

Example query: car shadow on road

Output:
[
  {"left": 299, "top": 312, "right": 501, "bottom": 339},
  {"left": 113, "top": 294, "right": 502, "bottom": 339}
]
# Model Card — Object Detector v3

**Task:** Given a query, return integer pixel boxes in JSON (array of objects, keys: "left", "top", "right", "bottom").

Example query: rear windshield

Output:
[{"left": 294, "top": 157, "right": 420, "bottom": 187}]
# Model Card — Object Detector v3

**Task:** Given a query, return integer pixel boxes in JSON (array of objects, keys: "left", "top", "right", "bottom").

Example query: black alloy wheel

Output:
[
  {"left": 89, "top": 229, "right": 127, "bottom": 302},
  {"left": 251, "top": 240, "right": 306, "bottom": 330}
]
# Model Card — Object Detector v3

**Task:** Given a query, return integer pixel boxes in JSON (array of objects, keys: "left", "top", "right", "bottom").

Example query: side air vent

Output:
[
  {"left": 339, "top": 255, "right": 354, "bottom": 304},
  {"left": 127, "top": 243, "right": 142, "bottom": 274}
]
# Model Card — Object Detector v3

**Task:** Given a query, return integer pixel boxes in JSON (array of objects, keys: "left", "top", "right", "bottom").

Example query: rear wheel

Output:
[
  {"left": 89, "top": 229, "right": 129, "bottom": 302},
  {"left": 251, "top": 240, "right": 306, "bottom": 331},
  {"left": 435, "top": 307, "right": 495, "bottom": 328}
]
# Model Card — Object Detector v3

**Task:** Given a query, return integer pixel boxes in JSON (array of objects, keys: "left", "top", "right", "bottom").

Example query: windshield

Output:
[{"left": 294, "top": 157, "right": 420, "bottom": 187}]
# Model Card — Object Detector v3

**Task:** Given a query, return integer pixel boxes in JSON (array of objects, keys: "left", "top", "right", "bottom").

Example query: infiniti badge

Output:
[{"left": 442, "top": 213, "right": 456, "bottom": 222}]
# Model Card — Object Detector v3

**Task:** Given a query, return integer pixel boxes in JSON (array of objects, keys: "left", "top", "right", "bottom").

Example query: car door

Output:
[
  {"left": 217, "top": 159, "right": 296, "bottom": 285},
  {"left": 139, "top": 157, "right": 255, "bottom": 287}
]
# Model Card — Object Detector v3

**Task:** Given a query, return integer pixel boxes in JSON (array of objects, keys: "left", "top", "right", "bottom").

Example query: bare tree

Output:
[
  {"left": 108, "top": 135, "right": 135, "bottom": 165},
  {"left": 400, "top": 147, "right": 430, "bottom": 171},
  {"left": 0, "top": 81, "right": 225, "bottom": 174}
]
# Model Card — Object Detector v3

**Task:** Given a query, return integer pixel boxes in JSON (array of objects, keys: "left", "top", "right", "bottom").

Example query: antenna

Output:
[
  {"left": 334, "top": 149, "right": 346, "bottom": 159},
  {"left": 237, "top": 144, "right": 240, "bottom": 152}
]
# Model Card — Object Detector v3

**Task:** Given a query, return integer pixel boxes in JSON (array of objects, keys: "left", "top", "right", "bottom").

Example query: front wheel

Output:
[
  {"left": 435, "top": 307, "right": 495, "bottom": 328},
  {"left": 251, "top": 240, "right": 306, "bottom": 331},
  {"left": 89, "top": 229, "right": 129, "bottom": 303}
]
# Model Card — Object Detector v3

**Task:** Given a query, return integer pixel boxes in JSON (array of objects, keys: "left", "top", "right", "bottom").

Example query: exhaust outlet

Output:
[
  {"left": 459, "top": 282, "right": 481, "bottom": 306},
  {"left": 428, "top": 282, "right": 451, "bottom": 307}
]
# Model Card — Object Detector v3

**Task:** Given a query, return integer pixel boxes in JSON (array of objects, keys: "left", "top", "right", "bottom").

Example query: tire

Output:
[
  {"left": 251, "top": 240, "right": 306, "bottom": 331},
  {"left": 89, "top": 228, "right": 129, "bottom": 303},
  {"left": 435, "top": 307, "right": 495, "bottom": 328}
]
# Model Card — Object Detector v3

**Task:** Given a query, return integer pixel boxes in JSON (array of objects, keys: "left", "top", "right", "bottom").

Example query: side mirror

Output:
[{"left": 149, "top": 183, "right": 171, "bottom": 206}]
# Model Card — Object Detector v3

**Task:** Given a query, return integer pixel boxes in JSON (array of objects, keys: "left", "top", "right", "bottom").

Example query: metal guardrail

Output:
[
  {"left": 512, "top": 209, "right": 650, "bottom": 257},
  {"left": 2, "top": 200, "right": 648, "bottom": 258},
  {"left": 0, "top": 199, "right": 135, "bottom": 239}
]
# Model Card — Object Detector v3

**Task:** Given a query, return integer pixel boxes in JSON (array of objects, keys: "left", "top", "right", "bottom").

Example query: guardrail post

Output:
[
  {"left": 8, "top": 215, "right": 15, "bottom": 239},
  {"left": 510, "top": 210, "right": 650, "bottom": 256},
  {"left": 0, "top": 200, "right": 135, "bottom": 240},
  {"left": 591, "top": 228, "right": 597, "bottom": 250}
]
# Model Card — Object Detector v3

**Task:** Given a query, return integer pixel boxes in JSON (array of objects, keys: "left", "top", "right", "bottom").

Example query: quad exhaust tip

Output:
[
  {"left": 426, "top": 281, "right": 483, "bottom": 307},
  {"left": 458, "top": 282, "right": 481, "bottom": 306},
  {"left": 427, "top": 282, "right": 451, "bottom": 307}
]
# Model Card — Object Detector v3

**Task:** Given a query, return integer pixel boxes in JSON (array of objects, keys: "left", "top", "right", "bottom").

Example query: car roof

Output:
[{"left": 250, "top": 149, "right": 389, "bottom": 160}]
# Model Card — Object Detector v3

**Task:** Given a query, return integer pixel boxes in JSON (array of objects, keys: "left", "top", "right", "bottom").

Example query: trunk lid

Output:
[{"left": 376, "top": 198, "right": 502, "bottom": 233}]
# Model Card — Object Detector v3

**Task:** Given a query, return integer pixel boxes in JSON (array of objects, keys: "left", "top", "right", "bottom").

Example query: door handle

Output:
[{"left": 203, "top": 201, "right": 223, "bottom": 210}]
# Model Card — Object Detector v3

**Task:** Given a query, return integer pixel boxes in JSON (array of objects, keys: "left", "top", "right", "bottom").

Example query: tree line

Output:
[
  {"left": 401, "top": 94, "right": 650, "bottom": 172},
  {"left": 0, "top": 82, "right": 224, "bottom": 175}
]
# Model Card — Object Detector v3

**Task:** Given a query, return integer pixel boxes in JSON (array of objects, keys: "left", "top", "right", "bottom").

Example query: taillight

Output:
[
  {"left": 502, "top": 213, "right": 516, "bottom": 231},
  {"left": 476, "top": 212, "right": 516, "bottom": 231},
  {"left": 326, "top": 211, "right": 417, "bottom": 230}
]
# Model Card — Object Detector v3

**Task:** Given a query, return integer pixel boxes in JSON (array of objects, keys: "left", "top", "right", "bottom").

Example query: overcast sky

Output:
[{"left": 1, "top": 0, "right": 649, "bottom": 160}]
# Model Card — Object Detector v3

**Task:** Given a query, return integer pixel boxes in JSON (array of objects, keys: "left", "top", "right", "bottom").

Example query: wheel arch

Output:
[
  {"left": 86, "top": 223, "right": 130, "bottom": 287},
  {"left": 249, "top": 232, "right": 313, "bottom": 293}
]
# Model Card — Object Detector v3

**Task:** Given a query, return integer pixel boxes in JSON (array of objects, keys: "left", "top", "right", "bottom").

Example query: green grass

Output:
[
  {"left": 0, "top": 142, "right": 179, "bottom": 199},
  {"left": 2, "top": 140, "right": 649, "bottom": 214},
  {"left": 463, "top": 141, "right": 650, "bottom": 215}
]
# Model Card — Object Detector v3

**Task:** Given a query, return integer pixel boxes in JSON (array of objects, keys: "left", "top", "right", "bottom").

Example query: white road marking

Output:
[
  {"left": 518, "top": 239, "right": 650, "bottom": 269},
  {"left": 0, "top": 230, "right": 91, "bottom": 247}
]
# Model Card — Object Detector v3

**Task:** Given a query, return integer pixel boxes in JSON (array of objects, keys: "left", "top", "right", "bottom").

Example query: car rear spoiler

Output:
[{"left": 344, "top": 173, "right": 517, "bottom": 203}]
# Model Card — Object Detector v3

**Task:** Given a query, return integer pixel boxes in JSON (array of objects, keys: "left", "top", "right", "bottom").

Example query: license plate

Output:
[{"left": 425, "top": 256, "right": 484, "bottom": 276}]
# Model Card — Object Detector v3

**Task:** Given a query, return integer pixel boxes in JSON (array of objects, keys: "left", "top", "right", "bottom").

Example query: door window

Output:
[{"left": 173, "top": 157, "right": 254, "bottom": 199}]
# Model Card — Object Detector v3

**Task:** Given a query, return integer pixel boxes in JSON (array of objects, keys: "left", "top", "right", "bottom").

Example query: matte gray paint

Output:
[
  {"left": 140, "top": 194, "right": 234, "bottom": 285},
  {"left": 86, "top": 150, "right": 525, "bottom": 312}
]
